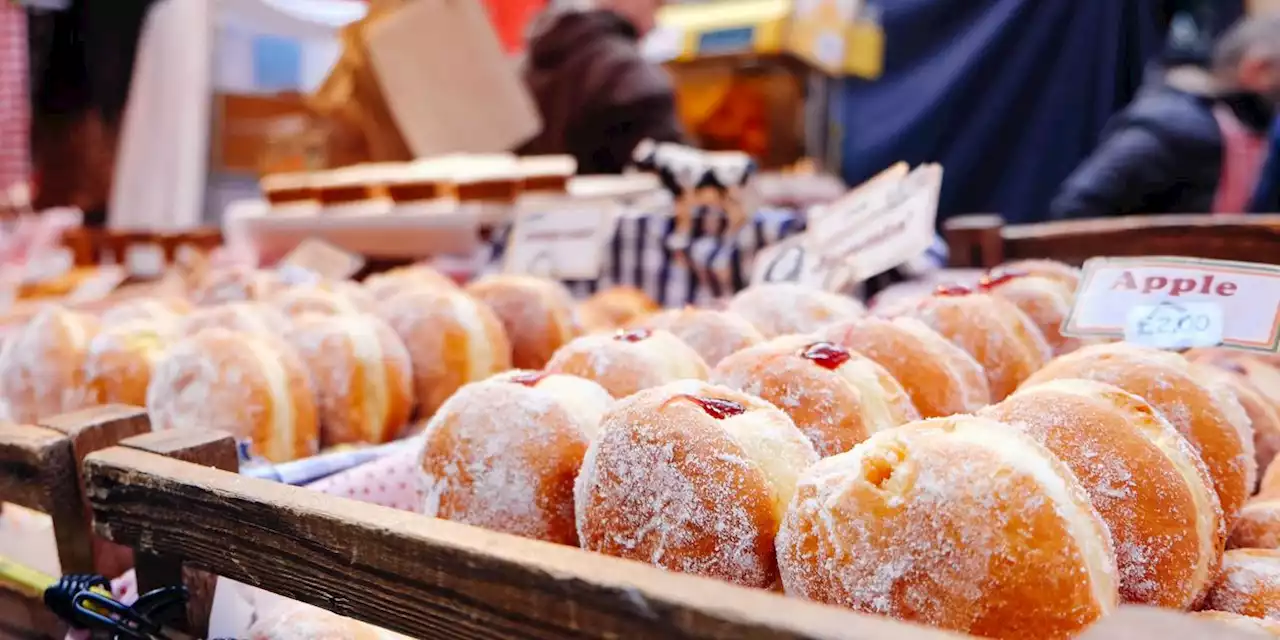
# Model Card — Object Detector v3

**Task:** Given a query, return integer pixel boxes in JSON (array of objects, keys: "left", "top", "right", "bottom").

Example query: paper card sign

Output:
[
  {"left": 750, "top": 234, "right": 856, "bottom": 291},
  {"left": 1064, "top": 257, "right": 1280, "bottom": 352},
  {"left": 504, "top": 200, "right": 621, "bottom": 280},
  {"left": 125, "top": 244, "right": 166, "bottom": 278},
  {"left": 67, "top": 266, "right": 127, "bottom": 305},
  {"left": 278, "top": 238, "right": 365, "bottom": 282}
]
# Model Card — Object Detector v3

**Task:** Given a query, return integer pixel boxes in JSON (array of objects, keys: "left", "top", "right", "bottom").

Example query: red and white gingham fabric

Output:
[{"left": 0, "top": 2, "right": 29, "bottom": 193}]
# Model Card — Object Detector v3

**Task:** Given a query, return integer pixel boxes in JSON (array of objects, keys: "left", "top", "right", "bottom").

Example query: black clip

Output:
[{"left": 44, "top": 574, "right": 189, "bottom": 640}]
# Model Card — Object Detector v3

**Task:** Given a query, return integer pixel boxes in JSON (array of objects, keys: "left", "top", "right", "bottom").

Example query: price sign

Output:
[
  {"left": 125, "top": 244, "right": 166, "bottom": 278},
  {"left": 504, "top": 199, "right": 620, "bottom": 280},
  {"left": 1065, "top": 256, "right": 1280, "bottom": 353},
  {"left": 279, "top": 238, "right": 364, "bottom": 281},
  {"left": 1124, "top": 301, "right": 1224, "bottom": 350},
  {"left": 750, "top": 235, "right": 856, "bottom": 291}
]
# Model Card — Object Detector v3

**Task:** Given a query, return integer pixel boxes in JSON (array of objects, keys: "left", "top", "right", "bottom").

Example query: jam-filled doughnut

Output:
[
  {"left": 1191, "top": 351, "right": 1280, "bottom": 484},
  {"left": 576, "top": 287, "right": 659, "bottom": 334},
  {"left": 378, "top": 287, "right": 511, "bottom": 419},
  {"left": 879, "top": 286, "right": 1051, "bottom": 401},
  {"left": 84, "top": 320, "right": 175, "bottom": 407},
  {"left": 999, "top": 259, "right": 1081, "bottom": 293},
  {"left": 637, "top": 307, "right": 765, "bottom": 367},
  {"left": 180, "top": 301, "right": 291, "bottom": 337},
  {"left": 545, "top": 328, "right": 709, "bottom": 399},
  {"left": 776, "top": 415, "right": 1118, "bottom": 639},
  {"left": 814, "top": 316, "right": 990, "bottom": 418},
  {"left": 712, "top": 336, "right": 919, "bottom": 457},
  {"left": 362, "top": 264, "right": 458, "bottom": 303},
  {"left": 0, "top": 306, "right": 99, "bottom": 422},
  {"left": 980, "top": 379, "right": 1223, "bottom": 607},
  {"left": 1230, "top": 500, "right": 1280, "bottom": 549},
  {"left": 977, "top": 268, "right": 1081, "bottom": 355},
  {"left": 287, "top": 314, "right": 414, "bottom": 447},
  {"left": 576, "top": 381, "right": 819, "bottom": 588},
  {"left": 727, "top": 283, "right": 865, "bottom": 338},
  {"left": 1024, "top": 343, "right": 1255, "bottom": 526},
  {"left": 420, "top": 371, "right": 612, "bottom": 545},
  {"left": 466, "top": 275, "right": 581, "bottom": 370},
  {"left": 147, "top": 328, "right": 319, "bottom": 463},
  {"left": 1203, "top": 549, "right": 1280, "bottom": 621}
]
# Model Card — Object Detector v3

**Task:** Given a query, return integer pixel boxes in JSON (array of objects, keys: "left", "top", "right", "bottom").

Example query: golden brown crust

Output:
[
  {"left": 1024, "top": 343, "right": 1254, "bottom": 527},
  {"left": 1190, "top": 351, "right": 1280, "bottom": 486},
  {"left": 1231, "top": 500, "right": 1280, "bottom": 549},
  {"left": 1203, "top": 549, "right": 1280, "bottom": 620},
  {"left": 1000, "top": 259, "right": 1081, "bottom": 293},
  {"left": 181, "top": 302, "right": 291, "bottom": 337},
  {"left": 637, "top": 308, "right": 765, "bottom": 367},
  {"left": 711, "top": 336, "right": 919, "bottom": 457},
  {"left": 576, "top": 287, "right": 658, "bottom": 332},
  {"left": 84, "top": 321, "right": 173, "bottom": 407},
  {"left": 0, "top": 307, "right": 99, "bottom": 422},
  {"left": 814, "top": 316, "right": 991, "bottom": 418},
  {"left": 980, "top": 380, "right": 1223, "bottom": 607},
  {"left": 726, "top": 284, "right": 866, "bottom": 338},
  {"left": 776, "top": 415, "right": 1118, "bottom": 639},
  {"left": 466, "top": 275, "right": 581, "bottom": 370},
  {"left": 362, "top": 264, "right": 458, "bottom": 303},
  {"left": 545, "top": 330, "right": 709, "bottom": 399},
  {"left": 270, "top": 285, "right": 364, "bottom": 318},
  {"left": 983, "top": 275, "right": 1081, "bottom": 355}
]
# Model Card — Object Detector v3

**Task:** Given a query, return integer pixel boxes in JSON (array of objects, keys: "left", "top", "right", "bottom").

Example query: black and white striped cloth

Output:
[{"left": 485, "top": 204, "right": 949, "bottom": 306}]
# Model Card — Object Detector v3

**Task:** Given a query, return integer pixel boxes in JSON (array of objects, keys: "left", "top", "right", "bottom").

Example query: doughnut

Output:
[
  {"left": 879, "top": 287, "right": 1051, "bottom": 401},
  {"left": 977, "top": 268, "right": 1081, "bottom": 354},
  {"left": 999, "top": 259, "right": 1081, "bottom": 293},
  {"left": 191, "top": 266, "right": 284, "bottom": 306},
  {"left": 576, "top": 286, "right": 659, "bottom": 333},
  {"left": 98, "top": 297, "right": 189, "bottom": 328},
  {"left": 287, "top": 314, "right": 414, "bottom": 447},
  {"left": 545, "top": 329, "right": 709, "bottom": 399},
  {"left": 1024, "top": 343, "right": 1255, "bottom": 526},
  {"left": 0, "top": 306, "right": 99, "bottom": 422},
  {"left": 1193, "top": 611, "right": 1280, "bottom": 636},
  {"left": 576, "top": 380, "right": 818, "bottom": 588},
  {"left": 269, "top": 284, "right": 365, "bottom": 318},
  {"left": 420, "top": 371, "right": 612, "bottom": 545},
  {"left": 712, "top": 336, "right": 919, "bottom": 457},
  {"left": 362, "top": 264, "right": 458, "bottom": 303},
  {"left": 147, "top": 328, "right": 319, "bottom": 463},
  {"left": 466, "top": 275, "right": 581, "bottom": 370},
  {"left": 1190, "top": 351, "right": 1280, "bottom": 481},
  {"left": 84, "top": 320, "right": 175, "bottom": 407},
  {"left": 247, "top": 603, "right": 382, "bottom": 640},
  {"left": 726, "top": 284, "right": 864, "bottom": 338},
  {"left": 1203, "top": 549, "right": 1280, "bottom": 620},
  {"left": 378, "top": 287, "right": 511, "bottom": 419},
  {"left": 979, "top": 379, "right": 1223, "bottom": 607},
  {"left": 1264, "top": 462, "right": 1280, "bottom": 500},
  {"left": 1231, "top": 500, "right": 1280, "bottom": 549},
  {"left": 814, "top": 316, "right": 990, "bottom": 418},
  {"left": 776, "top": 415, "right": 1118, "bottom": 639},
  {"left": 636, "top": 307, "right": 764, "bottom": 367},
  {"left": 180, "top": 302, "right": 291, "bottom": 337}
]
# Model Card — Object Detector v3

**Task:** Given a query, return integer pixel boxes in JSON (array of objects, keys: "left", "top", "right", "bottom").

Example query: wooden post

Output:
[
  {"left": 942, "top": 214, "right": 1005, "bottom": 268},
  {"left": 114, "top": 429, "right": 238, "bottom": 637}
]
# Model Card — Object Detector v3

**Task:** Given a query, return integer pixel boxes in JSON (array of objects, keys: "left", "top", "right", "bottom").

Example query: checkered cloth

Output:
[{"left": 0, "top": 3, "right": 29, "bottom": 194}]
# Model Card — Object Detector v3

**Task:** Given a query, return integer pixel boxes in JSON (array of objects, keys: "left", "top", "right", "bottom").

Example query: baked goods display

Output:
[
  {"left": 362, "top": 264, "right": 458, "bottom": 303},
  {"left": 712, "top": 336, "right": 919, "bottom": 456},
  {"left": 1231, "top": 500, "right": 1280, "bottom": 549},
  {"left": 726, "top": 283, "right": 865, "bottom": 337},
  {"left": 466, "top": 275, "right": 581, "bottom": 370},
  {"left": 420, "top": 371, "right": 611, "bottom": 545},
  {"left": 1202, "top": 549, "right": 1280, "bottom": 620},
  {"left": 976, "top": 267, "right": 1081, "bottom": 354},
  {"left": 776, "top": 415, "right": 1118, "bottom": 638},
  {"left": 635, "top": 307, "right": 765, "bottom": 367},
  {"left": 545, "top": 328, "right": 710, "bottom": 398},
  {"left": 575, "top": 286, "right": 659, "bottom": 334},
  {"left": 269, "top": 283, "right": 368, "bottom": 318},
  {"left": 84, "top": 320, "right": 176, "bottom": 407},
  {"left": 999, "top": 258, "right": 1082, "bottom": 293},
  {"left": 576, "top": 380, "right": 818, "bottom": 588},
  {"left": 181, "top": 301, "right": 292, "bottom": 337},
  {"left": 97, "top": 297, "right": 190, "bottom": 327},
  {"left": 287, "top": 314, "right": 414, "bottom": 447},
  {"left": 0, "top": 306, "right": 99, "bottom": 422},
  {"left": 1191, "top": 349, "right": 1280, "bottom": 481}
]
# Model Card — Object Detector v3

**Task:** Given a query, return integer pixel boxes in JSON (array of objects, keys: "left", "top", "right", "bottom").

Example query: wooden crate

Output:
[{"left": 943, "top": 214, "right": 1280, "bottom": 269}]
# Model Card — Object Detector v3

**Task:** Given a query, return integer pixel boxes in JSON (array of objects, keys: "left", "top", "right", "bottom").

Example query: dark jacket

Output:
[
  {"left": 519, "top": 10, "right": 683, "bottom": 174},
  {"left": 1049, "top": 83, "right": 1274, "bottom": 220},
  {"left": 1249, "top": 118, "right": 1280, "bottom": 213}
]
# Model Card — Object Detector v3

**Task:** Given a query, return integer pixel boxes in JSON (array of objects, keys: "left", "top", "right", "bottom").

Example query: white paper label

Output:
[
  {"left": 1124, "top": 301, "right": 1224, "bottom": 350},
  {"left": 279, "top": 238, "right": 364, "bottom": 281},
  {"left": 504, "top": 200, "right": 620, "bottom": 280},
  {"left": 125, "top": 244, "right": 166, "bottom": 278},
  {"left": 751, "top": 234, "right": 855, "bottom": 291},
  {"left": 1065, "top": 256, "right": 1280, "bottom": 353}
]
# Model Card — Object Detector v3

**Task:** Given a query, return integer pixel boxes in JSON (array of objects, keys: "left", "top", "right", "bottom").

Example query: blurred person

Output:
[
  {"left": 1249, "top": 117, "right": 1280, "bottom": 212},
  {"left": 1050, "top": 13, "right": 1280, "bottom": 219},
  {"left": 519, "top": 0, "right": 683, "bottom": 174}
]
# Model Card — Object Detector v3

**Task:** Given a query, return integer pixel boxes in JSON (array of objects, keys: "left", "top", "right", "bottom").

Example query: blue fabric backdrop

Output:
[{"left": 835, "top": 0, "right": 1243, "bottom": 224}]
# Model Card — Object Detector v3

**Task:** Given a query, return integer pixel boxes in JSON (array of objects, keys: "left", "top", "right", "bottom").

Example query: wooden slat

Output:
[{"left": 84, "top": 447, "right": 958, "bottom": 640}]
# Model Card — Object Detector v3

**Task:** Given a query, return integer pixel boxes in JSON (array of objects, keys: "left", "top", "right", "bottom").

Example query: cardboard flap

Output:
[{"left": 364, "top": 0, "right": 542, "bottom": 157}]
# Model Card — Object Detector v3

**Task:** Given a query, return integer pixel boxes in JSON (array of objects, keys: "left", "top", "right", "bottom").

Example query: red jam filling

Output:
[
  {"left": 978, "top": 268, "right": 1029, "bottom": 290},
  {"left": 684, "top": 395, "right": 746, "bottom": 420},
  {"left": 934, "top": 283, "right": 974, "bottom": 297},
  {"left": 614, "top": 328, "right": 652, "bottom": 342},
  {"left": 508, "top": 371, "right": 549, "bottom": 387},
  {"left": 800, "top": 342, "right": 851, "bottom": 370}
]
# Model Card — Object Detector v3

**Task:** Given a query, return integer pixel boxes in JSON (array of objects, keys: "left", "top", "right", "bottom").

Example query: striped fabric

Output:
[
  {"left": 486, "top": 204, "right": 948, "bottom": 304},
  {"left": 0, "top": 2, "right": 29, "bottom": 194}
]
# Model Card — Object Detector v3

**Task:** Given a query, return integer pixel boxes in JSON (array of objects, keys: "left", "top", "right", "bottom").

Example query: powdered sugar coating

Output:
[
  {"left": 1191, "top": 354, "right": 1280, "bottom": 484},
  {"left": 270, "top": 284, "right": 365, "bottom": 318},
  {"left": 575, "top": 381, "right": 818, "bottom": 588},
  {"left": 98, "top": 297, "right": 187, "bottom": 328},
  {"left": 419, "top": 372, "right": 611, "bottom": 545},
  {"left": 639, "top": 307, "right": 765, "bottom": 367},
  {"left": 0, "top": 306, "right": 98, "bottom": 422},
  {"left": 776, "top": 416, "right": 1118, "bottom": 639},
  {"left": 181, "top": 302, "right": 291, "bottom": 337},
  {"left": 545, "top": 329, "right": 710, "bottom": 399},
  {"left": 727, "top": 284, "right": 865, "bottom": 338},
  {"left": 84, "top": 319, "right": 175, "bottom": 407},
  {"left": 363, "top": 264, "right": 458, "bottom": 303},
  {"left": 1230, "top": 500, "right": 1280, "bottom": 549},
  {"left": 1000, "top": 259, "right": 1081, "bottom": 293},
  {"left": 1203, "top": 549, "right": 1280, "bottom": 620},
  {"left": 983, "top": 275, "right": 1080, "bottom": 355},
  {"left": 466, "top": 274, "right": 581, "bottom": 370},
  {"left": 1025, "top": 343, "right": 1256, "bottom": 526}
]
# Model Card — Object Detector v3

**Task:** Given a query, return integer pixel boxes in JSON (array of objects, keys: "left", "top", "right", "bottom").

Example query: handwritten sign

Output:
[
  {"left": 279, "top": 238, "right": 364, "bottom": 282},
  {"left": 1064, "top": 257, "right": 1280, "bottom": 352},
  {"left": 504, "top": 199, "right": 620, "bottom": 280}
]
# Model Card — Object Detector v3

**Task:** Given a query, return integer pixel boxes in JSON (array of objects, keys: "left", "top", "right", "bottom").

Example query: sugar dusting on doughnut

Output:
[
  {"left": 639, "top": 307, "right": 765, "bottom": 367},
  {"left": 545, "top": 329, "right": 710, "bottom": 399},
  {"left": 727, "top": 284, "right": 865, "bottom": 338},
  {"left": 0, "top": 306, "right": 98, "bottom": 422},
  {"left": 1203, "top": 549, "right": 1280, "bottom": 620}
]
